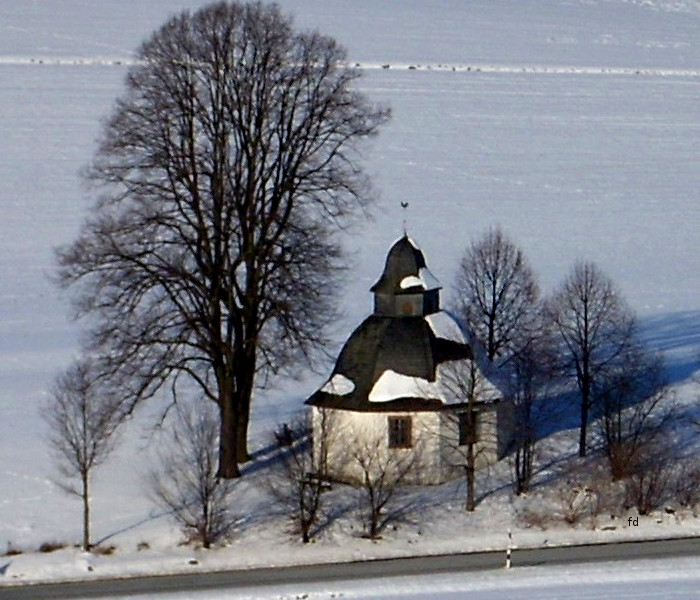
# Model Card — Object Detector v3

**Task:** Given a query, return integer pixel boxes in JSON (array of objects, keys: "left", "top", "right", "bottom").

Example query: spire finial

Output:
[{"left": 400, "top": 201, "right": 409, "bottom": 235}]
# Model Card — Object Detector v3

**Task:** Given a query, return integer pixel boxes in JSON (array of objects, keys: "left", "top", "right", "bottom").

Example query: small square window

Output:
[{"left": 388, "top": 416, "right": 412, "bottom": 449}]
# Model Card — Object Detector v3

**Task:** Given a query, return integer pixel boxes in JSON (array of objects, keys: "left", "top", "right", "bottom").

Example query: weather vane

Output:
[{"left": 400, "top": 201, "right": 409, "bottom": 234}]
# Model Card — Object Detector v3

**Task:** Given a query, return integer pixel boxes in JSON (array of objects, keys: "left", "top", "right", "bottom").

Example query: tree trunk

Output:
[
  {"left": 82, "top": 471, "right": 91, "bottom": 551},
  {"left": 579, "top": 372, "right": 590, "bottom": 457},
  {"left": 466, "top": 464, "right": 476, "bottom": 512},
  {"left": 466, "top": 388, "right": 477, "bottom": 511},
  {"left": 236, "top": 398, "right": 252, "bottom": 463},
  {"left": 466, "top": 411, "right": 476, "bottom": 511},
  {"left": 579, "top": 403, "right": 588, "bottom": 457},
  {"left": 233, "top": 346, "right": 256, "bottom": 463},
  {"left": 218, "top": 398, "right": 241, "bottom": 478}
]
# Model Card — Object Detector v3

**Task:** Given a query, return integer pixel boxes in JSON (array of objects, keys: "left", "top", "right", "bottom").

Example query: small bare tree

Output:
[
  {"left": 624, "top": 443, "right": 676, "bottom": 515},
  {"left": 455, "top": 227, "right": 539, "bottom": 362},
  {"left": 673, "top": 459, "right": 700, "bottom": 511},
  {"left": 437, "top": 359, "right": 498, "bottom": 511},
  {"left": 267, "top": 412, "right": 336, "bottom": 543},
  {"left": 46, "top": 359, "right": 122, "bottom": 551},
  {"left": 149, "top": 403, "right": 237, "bottom": 548},
  {"left": 594, "top": 348, "right": 676, "bottom": 481},
  {"left": 547, "top": 261, "right": 636, "bottom": 457},
  {"left": 349, "top": 432, "right": 422, "bottom": 539},
  {"left": 505, "top": 318, "right": 558, "bottom": 495}
]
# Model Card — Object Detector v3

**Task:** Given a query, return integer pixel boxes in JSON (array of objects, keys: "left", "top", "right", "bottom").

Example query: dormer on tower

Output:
[{"left": 370, "top": 235, "right": 441, "bottom": 317}]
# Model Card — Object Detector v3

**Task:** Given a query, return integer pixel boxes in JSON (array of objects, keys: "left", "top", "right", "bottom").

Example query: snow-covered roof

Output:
[
  {"left": 307, "top": 238, "right": 495, "bottom": 412},
  {"left": 368, "top": 369, "right": 441, "bottom": 403},
  {"left": 399, "top": 267, "right": 441, "bottom": 291},
  {"left": 320, "top": 373, "right": 356, "bottom": 396},
  {"left": 425, "top": 311, "right": 467, "bottom": 344},
  {"left": 367, "top": 363, "right": 501, "bottom": 405},
  {"left": 405, "top": 236, "right": 421, "bottom": 250}
]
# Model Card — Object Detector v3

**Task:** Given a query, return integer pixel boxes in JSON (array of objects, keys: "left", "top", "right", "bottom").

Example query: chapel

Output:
[{"left": 306, "top": 235, "right": 512, "bottom": 485}]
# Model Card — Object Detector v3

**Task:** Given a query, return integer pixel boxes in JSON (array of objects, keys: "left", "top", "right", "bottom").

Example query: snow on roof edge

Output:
[
  {"left": 425, "top": 311, "right": 467, "bottom": 344},
  {"left": 321, "top": 373, "right": 356, "bottom": 396}
]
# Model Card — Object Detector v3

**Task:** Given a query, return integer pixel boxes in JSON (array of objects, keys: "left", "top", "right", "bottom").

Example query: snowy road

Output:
[
  {"left": 3, "top": 538, "right": 700, "bottom": 599},
  {"left": 4, "top": 557, "right": 700, "bottom": 599}
]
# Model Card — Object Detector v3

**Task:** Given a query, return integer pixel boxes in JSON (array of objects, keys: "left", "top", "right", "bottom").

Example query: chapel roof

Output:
[
  {"left": 306, "top": 313, "right": 473, "bottom": 412},
  {"left": 306, "top": 235, "right": 500, "bottom": 413},
  {"left": 370, "top": 235, "right": 441, "bottom": 295}
]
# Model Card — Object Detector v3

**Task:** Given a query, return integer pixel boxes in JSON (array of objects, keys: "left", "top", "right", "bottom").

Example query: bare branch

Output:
[{"left": 454, "top": 227, "right": 539, "bottom": 363}]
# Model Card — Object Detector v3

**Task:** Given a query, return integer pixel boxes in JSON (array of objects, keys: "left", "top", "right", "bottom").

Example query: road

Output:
[{"left": 2, "top": 537, "right": 699, "bottom": 599}]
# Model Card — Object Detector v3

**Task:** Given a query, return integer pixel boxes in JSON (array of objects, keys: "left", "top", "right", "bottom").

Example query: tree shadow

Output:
[
  {"left": 94, "top": 509, "right": 171, "bottom": 547},
  {"left": 311, "top": 497, "right": 354, "bottom": 539},
  {"left": 530, "top": 310, "right": 700, "bottom": 442},
  {"left": 240, "top": 432, "right": 311, "bottom": 478},
  {"left": 639, "top": 309, "right": 700, "bottom": 385}
]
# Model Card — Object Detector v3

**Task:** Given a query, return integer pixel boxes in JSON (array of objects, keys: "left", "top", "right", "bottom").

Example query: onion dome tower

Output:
[{"left": 307, "top": 235, "right": 472, "bottom": 412}]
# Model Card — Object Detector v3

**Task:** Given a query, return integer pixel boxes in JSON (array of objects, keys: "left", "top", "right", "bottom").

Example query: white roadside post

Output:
[{"left": 505, "top": 529, "right": 513, "bottom": 569}]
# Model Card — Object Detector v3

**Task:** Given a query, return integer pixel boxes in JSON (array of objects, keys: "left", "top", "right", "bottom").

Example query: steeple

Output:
[
  {"left": 306, "top": 234, "right": 473, "bottom": 414},
  {"left": 370, "top": 235, "right": 441, "bottom": 317}
]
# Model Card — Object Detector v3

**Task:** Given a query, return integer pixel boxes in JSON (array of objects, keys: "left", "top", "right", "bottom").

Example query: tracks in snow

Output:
[
  {"left": 360, "top": 61, "right": 700, "bottom": 78},
  {"left": 1, "top": 55, "right": 699, "bottom": 78}
]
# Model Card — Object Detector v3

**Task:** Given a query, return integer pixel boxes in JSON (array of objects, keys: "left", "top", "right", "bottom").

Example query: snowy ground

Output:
[{"left": 1, "top": 0, "right": 700, "bottom": 595}]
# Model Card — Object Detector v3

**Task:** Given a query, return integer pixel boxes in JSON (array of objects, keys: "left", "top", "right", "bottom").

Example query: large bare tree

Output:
[
  {"left": 455, "top": 227, "right": 539, "bottom": 362},
  {"left": 56, "top": 2, "right": 389, "bottom": 477},
  {"left": 547, "top": 261, "right": 636, "bottom": 457},
  {"left": 46, "top": 359, "right": 122, "bottom": 551}
]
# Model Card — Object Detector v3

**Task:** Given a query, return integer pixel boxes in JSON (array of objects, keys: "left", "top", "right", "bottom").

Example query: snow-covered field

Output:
[{"left": 1, "top": 0, "right": 700, "bottom": 595}]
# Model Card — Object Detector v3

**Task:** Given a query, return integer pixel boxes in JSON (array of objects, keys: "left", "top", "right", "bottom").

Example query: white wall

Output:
[{"left": 311, "top": 407, "right": 451, "bottom": 485}]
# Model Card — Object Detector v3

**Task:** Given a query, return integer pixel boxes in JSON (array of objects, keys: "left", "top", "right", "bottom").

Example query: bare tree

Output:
[
  {"left": 594, "top": 347, "right": 676, "bottom": 481},
  {"left": 149, "top": 403, "right": 238, "bottom": 548},
  {"left": 547, "top": 261, "right": 636, "bottom": 457},
  {"left": 624, "top": 443, "right": 676, "bottom": 515},
  {"left": 349, "top": 433, "right": 422, "bottom": 539},
  {"left": 45, "top": 359, "right": 122, "bottom": 551},
  {"left": 455, "top": 227, "right": 539, "bottom": 362},
  {"left": 310, "top": 407, "right": 341, "bottom": 482},
  {"left": 437, "top": 359, "right": 499, "bottom": 511},
  {"left": 56, "top": 1, "right": 390, "bottom": 477},
  {"left": 267, "top": 414, "right": 334, "bottom": 544},
  {"left": 505, "top": 320, "right": 558, "bottom": 495}
]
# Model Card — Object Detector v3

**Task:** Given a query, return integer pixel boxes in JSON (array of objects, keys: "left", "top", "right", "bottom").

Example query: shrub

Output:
[
  {"left": 4, "top": 543, "right": 23, "bottom": 557},
  {"left": 39, "top": 541, "right": 66, "bottom": 553},
  {"left": 673, "top": 460, "right": 700, "bottom": 510}
]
